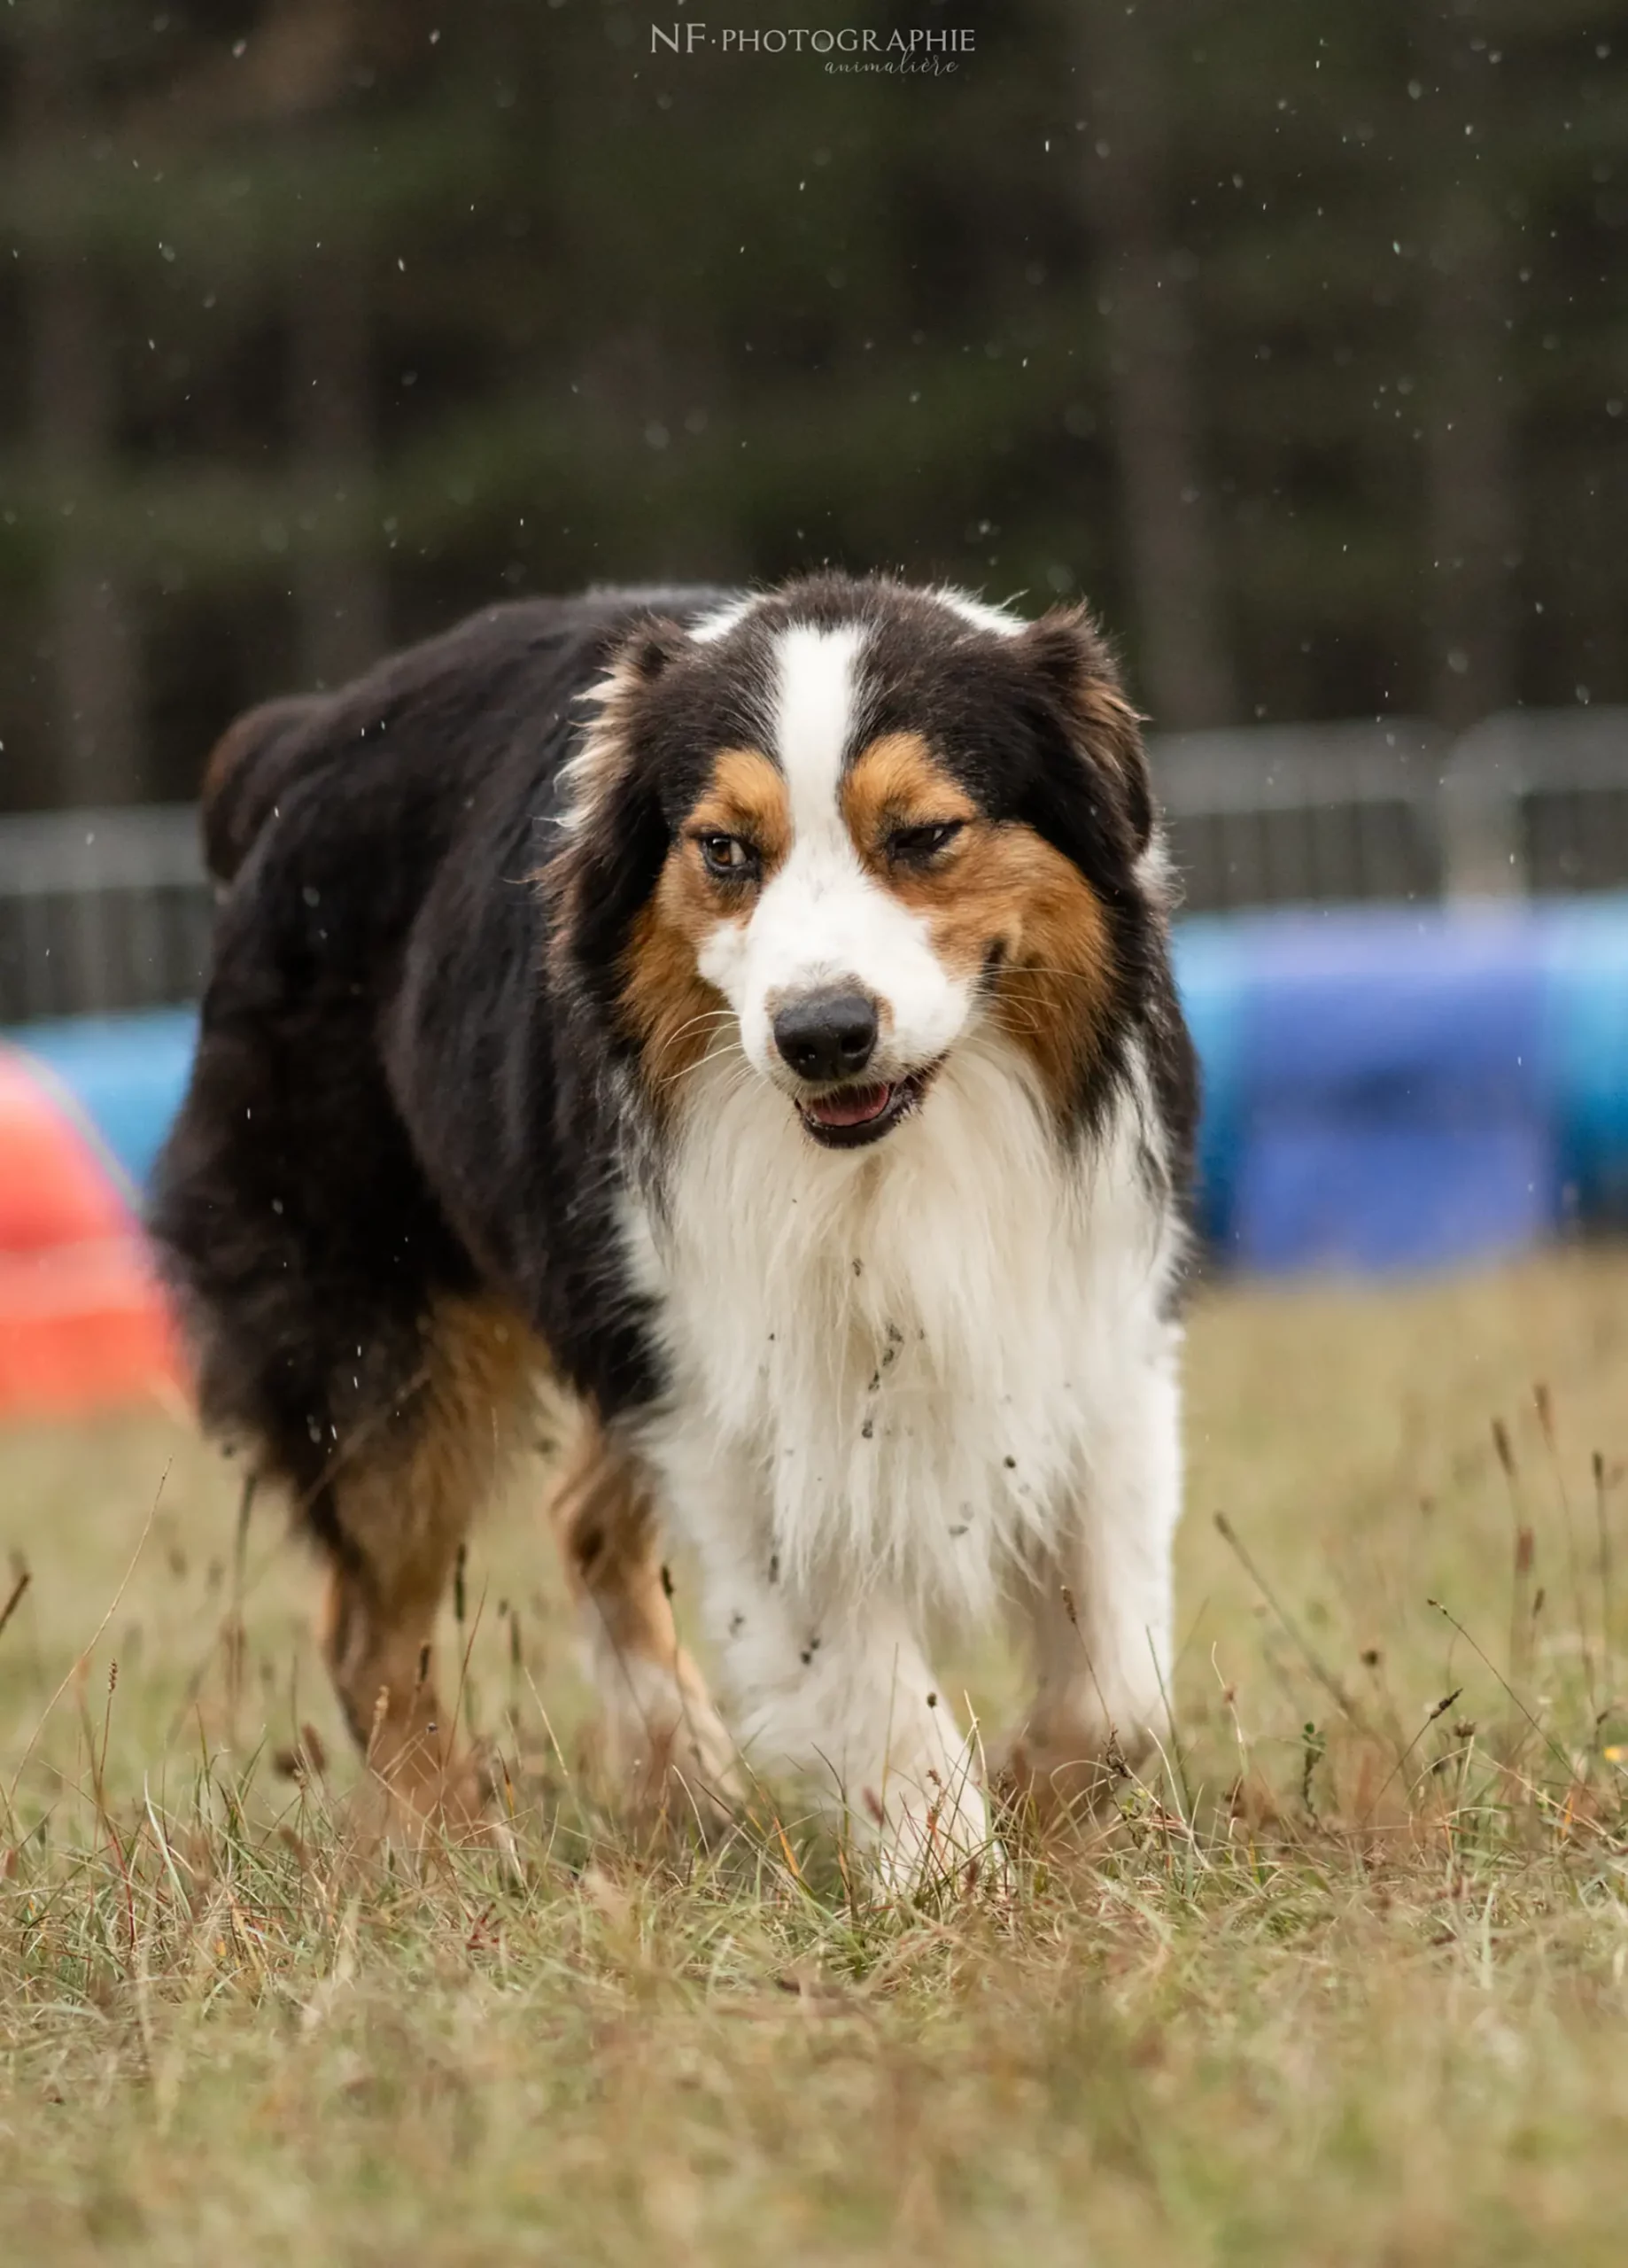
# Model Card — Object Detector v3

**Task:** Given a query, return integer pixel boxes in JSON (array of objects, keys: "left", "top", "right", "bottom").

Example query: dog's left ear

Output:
[{"left": 1015, "top": 604, "right": 1153, "bottom": 857}]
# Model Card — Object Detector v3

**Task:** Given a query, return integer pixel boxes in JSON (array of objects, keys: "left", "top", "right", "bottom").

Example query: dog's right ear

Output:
[{"left": 547, "top": 617, "right": 686, "bottom": 1025}]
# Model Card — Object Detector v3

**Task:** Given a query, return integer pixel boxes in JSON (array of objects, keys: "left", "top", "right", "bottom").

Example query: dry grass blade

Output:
[
  {"left": 0, "top": 1563, "right": 30, "bottom": 1644},
  {"left": 1, "top": 1250, "right": 1626, "bottom": 2265}
]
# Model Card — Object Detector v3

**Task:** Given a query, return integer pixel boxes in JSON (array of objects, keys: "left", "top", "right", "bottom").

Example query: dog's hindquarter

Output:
[
  {"left": 150, "top": 594, "right": 728, "bottom": 1825},
  {"left": 154, "top": 592, "right": 728, "bottom": 1469}
]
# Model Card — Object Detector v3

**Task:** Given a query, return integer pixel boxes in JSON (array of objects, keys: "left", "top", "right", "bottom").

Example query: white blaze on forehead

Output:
[{"left": 771, "top": 622, "right": 866, "bottom": 838}]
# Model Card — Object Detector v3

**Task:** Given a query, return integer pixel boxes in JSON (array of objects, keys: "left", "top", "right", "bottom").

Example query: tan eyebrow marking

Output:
[
  {"left": 686, "top": 747, "right": 792, "bottom": 868},
  {"left": 840, "top": 732, "right": 978, "bottom": 849}
]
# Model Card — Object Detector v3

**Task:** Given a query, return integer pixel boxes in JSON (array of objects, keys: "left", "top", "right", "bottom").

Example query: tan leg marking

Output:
[
  {"left": 318, "top": 1301, "right": 538, "bottom": 1837},
  {"left": 547, "top": 1411, "right": 740, "bottom": 1829}
]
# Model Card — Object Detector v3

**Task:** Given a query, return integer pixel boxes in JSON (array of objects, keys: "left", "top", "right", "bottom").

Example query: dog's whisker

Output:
[
  {"left": 652, "top": 1037, "right": 756, "bottom": 1096},
  {"left": 663, "top": 1008, "right": 740, "bottom": 1041}
]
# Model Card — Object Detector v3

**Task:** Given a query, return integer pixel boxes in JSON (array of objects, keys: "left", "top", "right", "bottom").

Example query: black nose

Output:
[{"left": 771, "top": 989, "right": 879, "bottom": 1083}]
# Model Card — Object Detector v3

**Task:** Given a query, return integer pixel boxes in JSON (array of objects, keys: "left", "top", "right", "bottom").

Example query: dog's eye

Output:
[
  {"left": 885, "top": 820, "right": 965, "bottom": 866},
  {"left": 697, "top": 832, "right": 756, "bottom": 877}
]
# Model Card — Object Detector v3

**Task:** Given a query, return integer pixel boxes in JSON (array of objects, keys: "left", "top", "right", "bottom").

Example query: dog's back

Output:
[{"left": 159, "top": 591, "right": 725, "bottom": 1461}]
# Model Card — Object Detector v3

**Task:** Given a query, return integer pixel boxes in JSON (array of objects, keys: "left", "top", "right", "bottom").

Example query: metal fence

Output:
[
  {"left": 1158, "top": 707, "right": 1628, "bottom": 912},
  {"left": 1, "top": 707, "right": 1624, "bottom": 1021},
  {"left": 1155, "top": 718, "right": 1448, "bottom": 911},
  {"left": 0, "top": 804, "right": 213, "bottom": 1024}
]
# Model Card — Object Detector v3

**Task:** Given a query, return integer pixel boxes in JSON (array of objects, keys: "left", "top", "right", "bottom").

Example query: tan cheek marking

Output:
[
  {"left": 841, "top": 732, "right": 977, "bottom": 861},
  {"left": 975, "top": 828, "right": 1116, "bottom": 1108},
  {"left": 618, "top": 746, "right": 787, "bottom": 1109},
  {"left": 620, "top": 851, "right": 739, "bottom": 1106},
  {"left": 901, "top": 824, "right": 1116, "bottom": 1111}
]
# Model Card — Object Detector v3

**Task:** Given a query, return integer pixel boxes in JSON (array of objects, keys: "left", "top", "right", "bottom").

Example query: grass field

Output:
[{"left": 4, "top": 1249, "right": 1628, "bottom": 2264}]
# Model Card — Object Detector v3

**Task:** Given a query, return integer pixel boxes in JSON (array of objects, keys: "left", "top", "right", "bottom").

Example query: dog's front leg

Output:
[
  {"left": 1006, "top": 1340, "right": 1182, "bottom": 1819},
  {"left": 660, "top": 1436, "right": 991, "bottom": 1886},
  {"left": 709, "top": 1563, "right": 991, "bottom": 1887}
]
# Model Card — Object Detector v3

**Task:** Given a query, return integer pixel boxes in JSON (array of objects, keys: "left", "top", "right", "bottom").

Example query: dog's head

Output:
[{"left": 552, "top": 575, "right": 1163, "bottom": 1145}]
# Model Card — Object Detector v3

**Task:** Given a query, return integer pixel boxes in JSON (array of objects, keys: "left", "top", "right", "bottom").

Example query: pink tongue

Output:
[{"left": 808, "top": 1082, "right": 893, "bottom": 1128}]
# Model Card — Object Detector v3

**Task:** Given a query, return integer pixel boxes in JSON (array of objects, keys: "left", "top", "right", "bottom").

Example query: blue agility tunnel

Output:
[
  {"left": 5, "top": 1007, "right": 201, "bottom": 1197},
  {"left": 4, "top": 899, "right": 1628, "bottom": 1279},
  {"left": 1174, "top": 897, "right": 1628, "bottom": 1270}
]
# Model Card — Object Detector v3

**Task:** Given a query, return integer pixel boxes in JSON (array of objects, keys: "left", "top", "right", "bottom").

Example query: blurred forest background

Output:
[{"left": 0, "top": 0, "right": 1624, "bottom": 812}]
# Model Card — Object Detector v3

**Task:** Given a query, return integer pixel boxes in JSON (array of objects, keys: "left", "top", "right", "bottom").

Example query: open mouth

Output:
[{"left": 797, "top": 1068, "right": 936, "bottom": 1150}]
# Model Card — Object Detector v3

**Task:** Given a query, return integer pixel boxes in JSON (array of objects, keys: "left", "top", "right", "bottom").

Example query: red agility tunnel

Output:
[{"left": 0, "top": 1046, "right": 182, "bottom": 1418}]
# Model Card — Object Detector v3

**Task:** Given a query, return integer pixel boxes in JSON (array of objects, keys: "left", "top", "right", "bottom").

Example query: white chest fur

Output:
[{"left": 624, "top": 1033, "right": 1180, "bottom": 1626}]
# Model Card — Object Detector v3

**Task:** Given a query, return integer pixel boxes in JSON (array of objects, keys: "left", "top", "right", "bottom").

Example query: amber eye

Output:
[
  {"left": 697, "top": 832, "right": 757, "bottom": 878},
  {"left": 885, "top": 819, "right": 965, "bottom": 866}
]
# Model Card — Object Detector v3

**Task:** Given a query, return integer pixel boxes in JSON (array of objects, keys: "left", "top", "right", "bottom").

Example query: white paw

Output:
[{"left": 860, "top": 1764, "right": 999, "bottom": 1896}]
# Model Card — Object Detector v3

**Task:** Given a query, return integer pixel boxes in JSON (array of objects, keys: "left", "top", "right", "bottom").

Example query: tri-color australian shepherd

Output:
[{"left": 152, "top": 573, "right": 1197, "bottom": 1884}]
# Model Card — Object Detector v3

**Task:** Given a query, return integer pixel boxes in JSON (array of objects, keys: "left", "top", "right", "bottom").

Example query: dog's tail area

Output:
[{"left": 199, "top": 693, "right": 330, "bottom": 886}]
